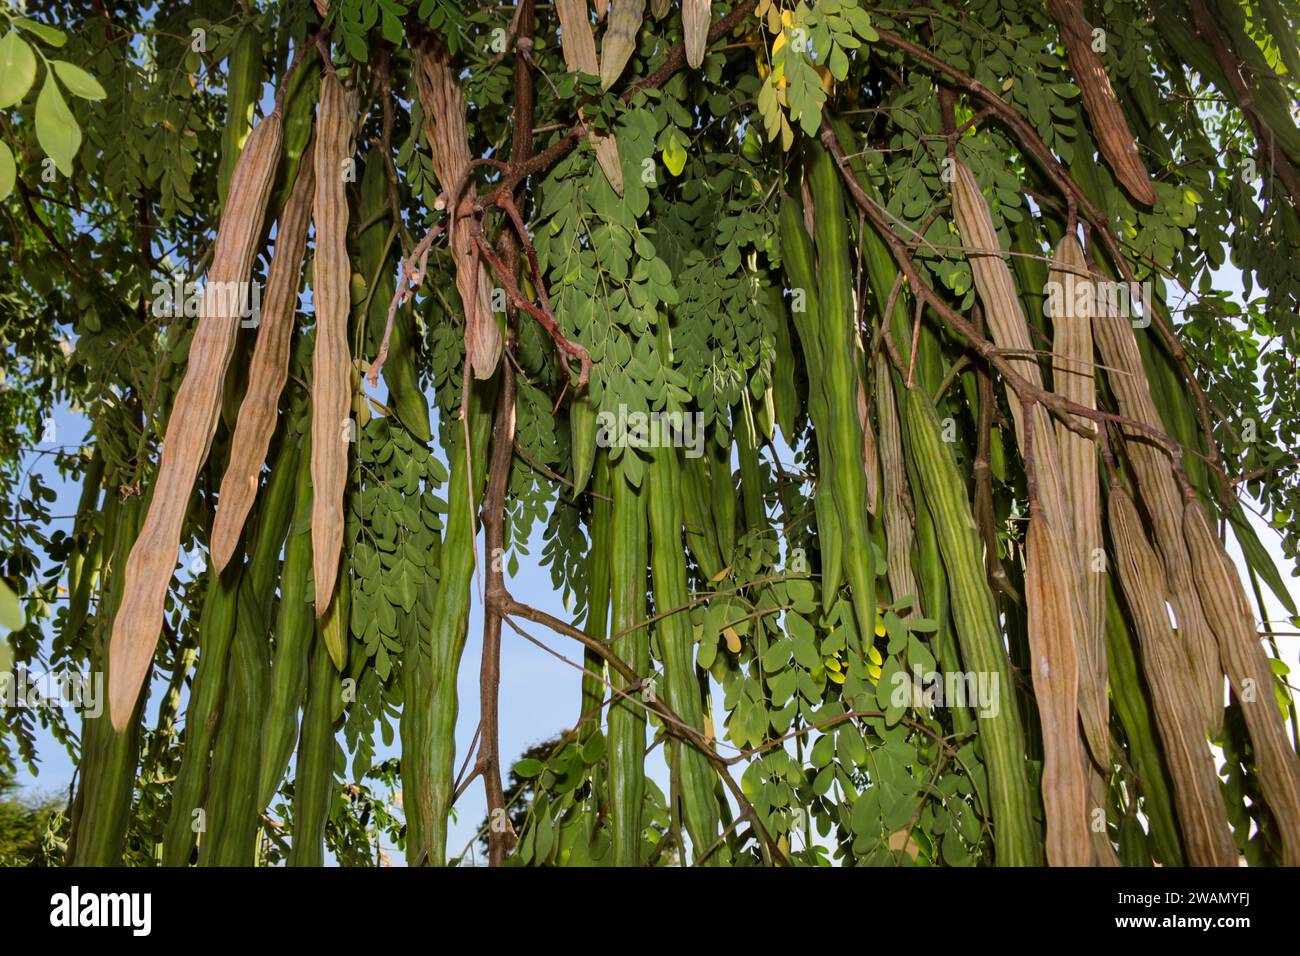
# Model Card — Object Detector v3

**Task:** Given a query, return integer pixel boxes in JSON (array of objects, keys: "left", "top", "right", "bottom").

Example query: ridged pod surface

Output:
[
  {"left": 1048, "top": 0, "right": 1156, "bottom": 206},
  {"left": 414, "top": 33, "right": 500, "bottom": 377},
  {"left": 647, "top": 368, "right": 722, "bottom": 859},
  {"left": 1102, "top": 576, "right": 1185, "bottom": 865},
  {"left": 1091, "top": 263, "right": 1222, "bottom": 732},
  {"left": 805, "top": 141, "right": 877, "bottom": 647},
  {"left": 218, "top": 24, "right": 263, "bottom": 205},
  {"left": 1025, "top": 511, "right": 1091, "bottom": 865},
  {"left": 256, "top": 442, "right": 316, "bottom": 808},
  {"left": 607, "top": 461, "right": 648, "bottom": 865},
  {"left": 108, "top": 108, "right": 282, "bottom": 731},
  {"left": 950, "top": 158, "right": 1106, "bottom": 766},
  {"left": 900, "top": 382, "right": 1041, "bottom": 865},
  {"left": 401, "top": 376, "right": 496, "bottom": 866},
  {"left": 1183, "top": 498, "right": 1300, "bottom": 864},
  {"left": 310, "top": 72, "right": 355, "bottom": 615},
  {"left": 1107, "top": 485, "right": 1236, "bottom": 866},
  {"left": 211, "top": 133, "right": 316, "bottom": 572},
  {"left": 1047, "top": 234, "right": 1115, "bottom": 864},
  {"left": 874, "top": 354, "right": 918, "bottom": 613}
]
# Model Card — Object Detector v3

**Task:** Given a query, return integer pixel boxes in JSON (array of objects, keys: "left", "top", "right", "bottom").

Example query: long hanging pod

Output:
[
  {"left": 1047, "top": 234, "right": 1117, "bottom": 865},
  {"left": 805, "top": 140, "right": 877, "bottom": 651},
  {"left": 1103, "top": 576, "right": 1185, "bottom": 866},
  {"left": 256, "top": 436, "right": 316, "bottom": 809},
  {"left": 160, "top": 566, "right": 240, "bottom": 866},
  {"left": 949, "top": 157, "right": 1106, "bottom": 771},
  {"left": 289, "top": 617, "right": 344, "bottom": 866},
  {"left": 607, "top": 459, "right": 649, "bottom": 866},
  {"left": 1047, "top": 0, "right": 1156, "bottom": 206},
  {"left": 899, "top": 382, "right": 1041, "bottom": 865},
  {"left": 401, "top": 378, "right": 496, "bottom": 866},
  {"left": 70, "top": 493, "right": 146, "bottom": 865},
  {"left": 199, "top": 434, "right": 298, "bottom": 865},
  {"left": 1182, "top": 499, "right": 1300, "bottom": 864},
  {"left": 1106, "top": 483, "right": 1237, "bottom": 865},
  {"left": 210, "top": 131, "right": 317, "bottom": 572},
  {"left": 310, "top": 71, "right": 356, "bottom": 615},
  {"left": 647, "top": 323, "right": 724, "bottom": 863},
  {"left": 579, "top": 449, "right": 613, "bottom": 740},
  {"left": 1089, "top": 258, "right": 1223, "bottom": 734},
  {"left": 108, "top": 107, "right": 283, "bottom": 730}
]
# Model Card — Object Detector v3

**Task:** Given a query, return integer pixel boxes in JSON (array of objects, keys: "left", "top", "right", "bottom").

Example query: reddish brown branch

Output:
[
  {"left": 479, "top": 361, "right": 518, "bottom": 865},
  {"left": 477, "top": 0, "right": 535, "bottom": 869}
]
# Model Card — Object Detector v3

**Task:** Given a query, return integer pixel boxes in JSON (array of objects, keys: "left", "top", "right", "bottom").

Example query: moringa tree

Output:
[{"left": 0, "top": 0, "right": 1298, "bottom": 867}]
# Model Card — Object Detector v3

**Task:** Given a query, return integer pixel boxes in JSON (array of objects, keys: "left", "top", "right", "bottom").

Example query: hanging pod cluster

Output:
[
  {"left": 779, "top": 140, "right": 878, "bottom": 650},
  {"left": 57, "top": 0, "right": 1300, "bottom": 871},
  {"left": 107, "top": 105, "right": 283, "bottom": 731},
  {"left": 950, "top": 159, "right": 1105, "bottom": 855}
]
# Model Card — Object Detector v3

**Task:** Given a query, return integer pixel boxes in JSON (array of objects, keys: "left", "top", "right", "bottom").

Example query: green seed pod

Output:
[
  {"left": 69, "top": 493, "right": 145, "bottom": 866},
  {"left": 570, "top": 388, "right": 598, "bottom": 498},
  {"left": 256, "top": 436, "right": 316, "bottom": 809},
  {"left": 648, "top": 325, "right": 723, "bottom": 863},
  {"left": 607, "top": 459, "right": 648, "bottom": 866},
  {"left": 680, "top": 452, "right": 724, "bottom": 581},
  {"left": 357, "top": 151, "right": 432, "bottom": 444},
  {"left": 401, "top": 375, "right": 497, "bottom": 866},
  {"left": 218, "top": 24, "right": 263, "bottom": 206},
  {"left": 288, "top": 631, "right": 341, "bottom": 866},
  {"left": 900, "top": 380, "right": 1041, "bottom": 866},
  {"left": 806, "top": 139, "right": 877, "bottom": 655},
  {"left": 160, "top": 566, "right": 240, "bottom": 867}
]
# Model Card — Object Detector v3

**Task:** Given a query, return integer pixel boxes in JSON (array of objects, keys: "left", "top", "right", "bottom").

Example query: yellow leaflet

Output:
[{"left": 724, "top": 626, "right": 742, "bottom": 653}]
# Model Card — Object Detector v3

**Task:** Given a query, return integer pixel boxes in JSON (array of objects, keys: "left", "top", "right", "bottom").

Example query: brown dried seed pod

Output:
[
  {"left": 874, "top": 354, "right": 917, "bottom": 610},
  {"left": 684, "top": 0, "right": 711, "bottom": 68},
  {"left": 950, "top": 158, "right": 1107, "bottom": 766},
  {"left": 600, "top": 0, "right": 646, "bottom": 89},
  {"left": 1025, "top": 511, "right": 1092, "bottom": 866},
  {"left": 557, "top": 0, "right": 599, "bottom": 73},
  {"left": 556, "top": 0, "right": 624, "bottom": 195},
  {"left": 1091, "top": 267, "right": 1222, "bottom": 732},
  {"left": 211, "top": 132, "right": 317, "bottom": 573},
  {"left": 413, "top": 33, "right": 500, "bottom": 379},
  {"left": 107, "top": 109, "right": 283, "bottom": 731},
  {"left": 1183, "top": 498, "right": 1300, "bottom": 864},
  {"left": 1048, "top": 0, "right": 1156, "bottom": 206},
  {"left": 310, "top": 72, "right": 355, "bottom": 615},
  {"left": 1047, "top": 234, "right": 1110, "bottom": 778},
  {"left": 1108, "top": 485, "right": 1237, "bottom": 866}
]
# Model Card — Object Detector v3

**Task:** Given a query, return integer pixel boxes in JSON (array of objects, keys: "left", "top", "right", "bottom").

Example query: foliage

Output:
[{"left": 1, "top": 0, "right": 1298, "bottom": 867}]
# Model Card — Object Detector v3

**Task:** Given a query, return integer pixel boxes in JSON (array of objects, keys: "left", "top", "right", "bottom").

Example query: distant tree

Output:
[{"left": 0, "top": 770, "right": 63, "bottom": 866}]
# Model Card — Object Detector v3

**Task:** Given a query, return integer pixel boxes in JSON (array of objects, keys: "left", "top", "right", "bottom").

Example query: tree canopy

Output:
[{"left": 1, "top": 0, "right": 1298, "bottom": 867}]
